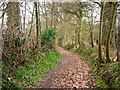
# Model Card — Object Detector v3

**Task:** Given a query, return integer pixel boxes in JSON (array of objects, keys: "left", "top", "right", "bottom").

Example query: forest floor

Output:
[{"left": 36, "top": 46, "right": 92, "bottom": 88}]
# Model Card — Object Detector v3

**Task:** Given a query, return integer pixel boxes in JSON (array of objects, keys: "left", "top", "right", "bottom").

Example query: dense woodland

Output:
[{"left": 0, "top": 0, "right": 120, "bottom": 88}]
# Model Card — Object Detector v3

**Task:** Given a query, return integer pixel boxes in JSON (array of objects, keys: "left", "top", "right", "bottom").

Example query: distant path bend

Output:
[{"left": 36, "top": 46, "right": 91, "bottom": 88}]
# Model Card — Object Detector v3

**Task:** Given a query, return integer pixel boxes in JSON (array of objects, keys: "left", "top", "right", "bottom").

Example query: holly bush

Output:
[{"left": 41, "top": 27, "right": 56, "bottom": 52}]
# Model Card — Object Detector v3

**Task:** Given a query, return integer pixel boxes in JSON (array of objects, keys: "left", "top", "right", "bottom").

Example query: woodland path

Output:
[{"left": 36, "top": 46, "right": 92, "bottom": 88}]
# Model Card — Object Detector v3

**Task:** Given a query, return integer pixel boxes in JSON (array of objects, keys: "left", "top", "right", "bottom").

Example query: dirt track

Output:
[{"left": 36, "top": 46, "right": 91, "bottom": 88}]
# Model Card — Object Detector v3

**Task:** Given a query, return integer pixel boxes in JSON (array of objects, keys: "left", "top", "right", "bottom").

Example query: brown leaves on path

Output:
[{"left": 36, "top": 46, "right": 92, "bottom": 88}]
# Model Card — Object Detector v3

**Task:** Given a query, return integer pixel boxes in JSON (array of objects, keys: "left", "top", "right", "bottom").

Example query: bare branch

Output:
[
  {"left": 94, "top": 2, "right": 101, "bottom": 7},
  {"left": 0, "top": 11, "right": 5, "bottom": 19}
]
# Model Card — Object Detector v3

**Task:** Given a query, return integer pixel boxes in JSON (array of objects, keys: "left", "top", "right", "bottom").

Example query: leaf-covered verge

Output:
[
  {"left": 70, "top": 47, "right": 119, "bottom": 88},
  {"left": 58, "top": 42, "right": 119, "bottom": 88},
  {"left": 2, "top": 50, "right": 61, "bottom": 88}
]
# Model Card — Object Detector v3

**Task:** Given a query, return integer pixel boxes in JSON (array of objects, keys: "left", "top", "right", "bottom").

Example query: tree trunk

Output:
[
  {"left": 24, "top": 2, "right": 27, "bottom": 56},
  {"left": 78, "top": 2, "right": 82, "bottom": 48},
  {"left": 38, "top": 2, "right": 42, "bottom": 49},
  {"left": 44, "top": 0, "right": 48, "bottom": 30},
  {"left": 102, "top": 2, "right": 113, "bottom": 46},
  {"left": 23, "top": 2, "right": 26, "bottom": 33},
  {"left": 90, "top": 29, "right": 94, "bottom": 47},
  {"left": 98, "top": 2, "right": 104, "bottom": 64},
  {"left": 35, "top": 2, "right": 39, "bottom": 51},
  {"left": 117, "top": 14, "right": 120, "bottom": 61},
  {"left": 1, "top": 3, "right": 5, "bottom": 30},
  {"left": 106, "top": 3, "right": 118, "bottom": 62},
  {"left": 75, "top": 29, "right": 78, "bottom": 48},
  {"left": 78, "top": 18, "right": 82, "bottom": 47},
  {"left": 90, "top": 12, "right": 94, "bottom": 47},
  {"left": 51, "top": 2, "right": 54, "bottom": 28},
  {"left": 1, "top": 3, "right": 5, "bottom": 62}
]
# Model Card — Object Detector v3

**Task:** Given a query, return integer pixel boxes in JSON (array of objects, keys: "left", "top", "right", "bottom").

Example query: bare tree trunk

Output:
[
  {"left": 1, "top": 3, "right": 5, "bottom": 63},
  {"left": 75, "top": 29, "right": 78, "bottom": 48},
  {"left": 78, "top": 2, "right": 82, "bottom": 48},
  {"left": 38, "top": 2, "right": 42, "bottom": 49},
  {"left": 90, "top": 27, "right": 94, "bottom": 47},
  {"left": 23, "top": 1, "right": 26, "bottom": 33},
  {"left": 1, "top": 3, "right": 5, "bottom": 30},
  {"left": 24, "top": 1, "right": 27, "bottom": 56},
  {"left": 78, "top": 18, "right": 81, "bottom": 47},
  {"left": 72, "top": 37, "right": 74, "bottom": 46},
  {"left": 106, "top": 2, "right": 118, "bottom": 62},
  {"left": 35, "top": 2, "right": 39, "bottom": 51},
  {"left": 91, "top": 12, "right": 94, "bottom": 47},
  {"left": 117, "top": 14, "right": 120, "bottom": 61},
  {"left": 98, "top": 2, "right": 104, "bottom": 64},
  {"left": 89, "top": 12, "right": 94, "bottom": 47},
  {"left": 51, "top": 2, "right": 54, "bottom": 28},
  {"left": 44, "top": 0, "right": 48, "bottom": 30},
  {"left": 53, "top": 12, "right": 56, "bottom": 27}
]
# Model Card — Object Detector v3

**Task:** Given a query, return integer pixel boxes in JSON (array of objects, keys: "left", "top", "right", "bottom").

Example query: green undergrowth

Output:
[
  {"left": 2, "top": 50, "right": 61, "bottom": 88},
  {"left": 69, "top": 47, "right": 119, "bottom": 88}
]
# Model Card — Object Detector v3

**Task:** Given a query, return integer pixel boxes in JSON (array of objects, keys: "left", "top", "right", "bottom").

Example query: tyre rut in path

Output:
[{"left": 36, "top": 46, "right": 91, "bottom": 88}]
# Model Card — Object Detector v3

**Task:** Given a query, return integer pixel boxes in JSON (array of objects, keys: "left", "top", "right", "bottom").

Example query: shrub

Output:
[{"left": 41, "top": 27, "right": 56, "bottom": 52}]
